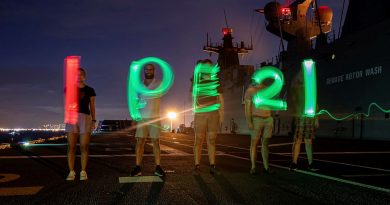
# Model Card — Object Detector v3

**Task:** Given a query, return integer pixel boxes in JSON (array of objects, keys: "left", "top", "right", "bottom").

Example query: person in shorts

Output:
[
  {"left": 130, "top": 64, "right": 165, "bottom": 177},
  {"left": 192, "top": 59, "right": 224, "bottom": 175},
  {"left": 289, "top": 71, "right": 319, "bottom": 171},
  {"left": 244, "top": 80, "right": 274, "bottom": 175},
  {"left": 65, "top": 68, "right": 96, "bottom": 181}
]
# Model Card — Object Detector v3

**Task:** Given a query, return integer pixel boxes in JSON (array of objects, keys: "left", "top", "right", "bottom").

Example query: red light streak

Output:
[{"left": 64, "top": 56, "right": 80, "bottom": 125}]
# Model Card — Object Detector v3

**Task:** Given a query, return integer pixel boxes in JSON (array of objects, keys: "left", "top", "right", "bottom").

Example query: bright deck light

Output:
[{"left": 167, "top": 112, "right": 177, "bottom": 119}]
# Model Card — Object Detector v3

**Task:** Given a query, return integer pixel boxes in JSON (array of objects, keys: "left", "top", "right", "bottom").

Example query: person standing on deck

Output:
[
  {"left": 65, "top": 68, "right": 96, "bottom": 181},
  {"left": 244, "top": 80, "right": 274, "bottom": 175},
  {"left": 192, "top": 59, "right": 224, "bottom": 175},
  {"left": 130, "top": 63, "right": 165, "bottom": 177}
]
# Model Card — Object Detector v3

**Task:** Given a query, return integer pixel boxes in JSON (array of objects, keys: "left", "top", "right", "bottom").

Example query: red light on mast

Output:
[
  {"left": 280, "top": 7, "right": 292, "bottom": 21},
  {"left": 281, "top": 7, "right": 291, "bottom": 15},
  {"left": 222, "top": 28, "right": 233, "bottom": 36},
  {"left": 64, "top": 56, "right": 80, "bottom": 125}
]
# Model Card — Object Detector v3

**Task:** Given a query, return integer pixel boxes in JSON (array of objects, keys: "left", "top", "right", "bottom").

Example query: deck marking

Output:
[
  {"left": 171, "top": 138, "right": 390, "bottom": 173},
  {"left": 268, "top": 142, "right": 293, "bottom": 147},
  {"left": 105, "top": 147, "right": 133, "bottom": 152},
  {"left": 0, "top": 174, "right": 43, "bottom": 196},
  {"left": 295, "top": 169, "right": 390, "bottom": 193},
  {"left": 18, "top": 142, "right": 123, "bottom": 147},
  {"left": 159, "top": 139, "right": 226, "bottom": 155},
  {"left": 223, "top": 153, "right": 390, "bottom": 194},
  {"left": 161, "top": 137, "right": 390, "bottom": 193},
  {"left": 342, "top": 174, "right": 390, "bottom": 177},
  {"left": 147, "top": 143, "right": 190, "bottom": 155},
  {"left": 119, "top": 176, "right": 163, "bottom": 183},
  {"left": 270, "top": 151, "right": 390, "bottom": 155},
  {"left": 275, "top": 153, "right": 390, "bottom": 173},
  {"left": 163, "top": 137, "right": 292, "bottom": 148},
  {"left": 0, "top": 153, "right": 225, "bottom": 159},
  {"left": 0, "top": 174, "right": 20, "bottom": 183},
  {"left": 0, "top": 186, "right": 43, "bottom": 196},
  {"left": 162, "top": 137, "right": 390, "bottom": 172}
]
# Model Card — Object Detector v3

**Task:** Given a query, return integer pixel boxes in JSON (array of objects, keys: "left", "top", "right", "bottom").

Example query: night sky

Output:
[{"left": 0, "top": 0, "right": 346, "bottom": 128}]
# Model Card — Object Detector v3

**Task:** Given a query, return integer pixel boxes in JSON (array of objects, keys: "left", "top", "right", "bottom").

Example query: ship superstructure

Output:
[
  {"left": 205, "top": 0, "right": 390, "bottom": 140},
  {"left": 203, "top": 27, "right": 254, "bottom": 133}
]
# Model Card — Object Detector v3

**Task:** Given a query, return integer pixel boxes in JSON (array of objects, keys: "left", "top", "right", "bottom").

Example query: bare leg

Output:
[
  {"left": 261, "top": 137, "right": 270, "bottom": 170},
  {"left": 250, "top": 137, "right": 260, "bottom": 169},
  {"left": 80, "top": 132, "right": 91, "bottom": 171},
  {"left": 135, "top": 138, "right": 146, "bottom": 166},
  {"left": 67, "top": 133, "right": 78, "bottom": 172},
  {"left": 207, "top": 133, "right": 217, "bottom": 165},
  {"left": 194, "top": 134, "right": 205, "bottom": 165},
  {"left": 292, "top": 138, "right": 302, "bottom": 164},
  {"left": 304, "top": 138, "right": 313, "bottom": 165},
  {"left": 151, "top": 138, "right": 161, "bottom": 166}
]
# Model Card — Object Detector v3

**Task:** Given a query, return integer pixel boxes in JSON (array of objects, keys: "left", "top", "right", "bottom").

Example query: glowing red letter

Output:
[{"left": 64, "top": 56, "right": 80, "bottom": 125}]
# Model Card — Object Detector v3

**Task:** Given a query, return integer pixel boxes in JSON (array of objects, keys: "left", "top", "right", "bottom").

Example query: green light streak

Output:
[
  {"left": 128, "top": 57, "right": 174, "bottom": 121},
  {"left": 192, "top": 63, "right": 221, "bottom": 113},
  {"left": 252, "top": 66, "right": 287, "bottom": 110},
  {"left": 317, "top": 103, "right": 390, "bottom": 121},
  {"left": 302, "top": 59, "right": 317, "bottom": 117}
]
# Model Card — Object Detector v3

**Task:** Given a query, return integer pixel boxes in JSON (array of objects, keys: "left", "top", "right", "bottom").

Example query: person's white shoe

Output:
[
  {"left": 80, "top": 171, "right": 88, "bottom": 181},
  {"left": 66, "top": 171, "right": 76, "bottom": 181}
]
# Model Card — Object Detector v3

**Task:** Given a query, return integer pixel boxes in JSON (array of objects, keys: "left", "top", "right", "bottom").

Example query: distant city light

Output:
[{"left": 0, "top": 127, "right": 65, "bottom": 132}]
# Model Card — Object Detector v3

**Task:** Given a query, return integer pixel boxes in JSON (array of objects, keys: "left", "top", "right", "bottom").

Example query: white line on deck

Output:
[
  {"left": 223, "top": 153, "right": 390, "bottom": 194},
  {"left": 296, "top": 170, "right": 390, "bottom": 193},
  {"left": 119, "top": 176, "right": 163, "bottom": 183},
  {"left": 16, "top": 143, "right": 126, "bottom": 147},
  {"left": 147, "top": 143, "right": 190, "bottom": 155},
  {"left": 159, "top": 139, "right": 226, "bottom": 155},
  {"left": 162, "top": 136, "right": 292, "bottom": 149},
  {"left": 160, "top": 137, "right": 390, "bottom": 193},
  {"left": 270, "top": 151, "right": 390, "bottom": 155},
  {"left": 0, "top": 153, "right": 223, "bottom": 159},
  {"left": 275, "top": 153, "right": 390, "bottom": 173},
  {"left": 167, "top": 138, "right": 390, "bottom": 172},
  {"left": 342, "top": 174, "right": 390, "bottom": 177}
]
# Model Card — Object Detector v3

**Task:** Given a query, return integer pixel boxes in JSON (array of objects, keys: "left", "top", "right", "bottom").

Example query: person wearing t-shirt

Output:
[
  {"left": 65, "top": 68, "right": 96, "bottom": 181},
  {"left": 130, "top": 63, "right": 165, "bottom": 177},
  {"left": 244, "top": 80, "right": 274, "bottom": 175},
  {"left": 192, "top": 59, "right": 224, "bottom": 175}
]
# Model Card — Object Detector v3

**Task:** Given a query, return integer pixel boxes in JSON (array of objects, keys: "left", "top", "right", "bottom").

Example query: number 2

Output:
[{"left": 251, "top": 66, "right": 287, "bottom": 110}]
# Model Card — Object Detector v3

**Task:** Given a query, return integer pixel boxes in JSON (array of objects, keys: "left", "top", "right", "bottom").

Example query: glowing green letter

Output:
[
  {"left": 252, "top": 66, "right": 287, "bottom": 110},
  {"left": 192, "top": 63, "right": 221, "bottom": 113},
  {"left": 302, "top": 59, "right": 317, "bottom": 117},
  {"left": 128, "top": 57, "right": 174, "bottom": 121}
]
